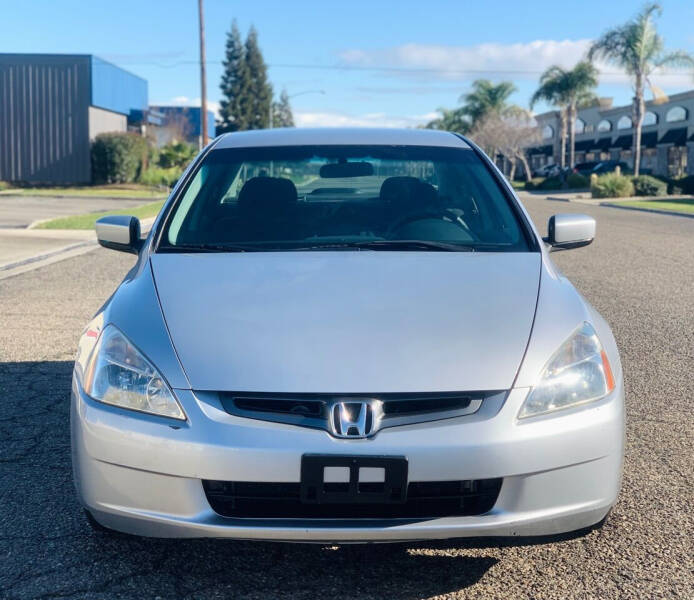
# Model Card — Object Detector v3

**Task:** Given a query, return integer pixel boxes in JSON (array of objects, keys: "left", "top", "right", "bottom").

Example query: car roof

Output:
[{"left": 213, "top": 127, "right": 470, "bottom": 149}]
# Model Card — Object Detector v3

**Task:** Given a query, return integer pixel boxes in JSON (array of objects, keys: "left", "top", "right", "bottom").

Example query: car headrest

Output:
[
  {"left": 237, "top": 177, "right": 298, "bottom": 213},
  {"left": 379, "top": 176, "right": 437, "bottom": 207}
]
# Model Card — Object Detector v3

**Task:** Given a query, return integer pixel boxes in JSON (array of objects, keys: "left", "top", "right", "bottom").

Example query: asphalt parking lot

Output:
[{"left": 0, "top": 196, "right": 692, "bottom": 599}]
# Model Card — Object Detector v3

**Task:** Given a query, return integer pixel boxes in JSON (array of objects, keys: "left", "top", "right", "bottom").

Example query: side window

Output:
[
  {"left": 221, "top": 168, "right": 246, "bottom": 203},
  {"left": 168, "top": 166, "right": 206, "bottom": 244}
]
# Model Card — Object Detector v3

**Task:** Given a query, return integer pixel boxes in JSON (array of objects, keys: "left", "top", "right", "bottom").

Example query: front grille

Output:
[
  {"left": 202, "top": 479, "right": 502, "bottom": 519},
  {"left": 218, "top": 391, "right": 501, "bottom": 435}
]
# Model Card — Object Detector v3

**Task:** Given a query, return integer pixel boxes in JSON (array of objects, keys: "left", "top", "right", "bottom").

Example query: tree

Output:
[
  {"left": 563, "top": 62, "right": 598, "bottom": 168},
  {"left": 470, "top": 110, "right": 540, "bottom": 182},
  {"left": 218, "top": 20, "right": 250, "bottom": 133},
  {"left": 244, "top": 26, "right": 273, "bottom": 129},
  {"left": 158, "top": 141, "right": 197, "bottom": 169},
  {"left": 531, "top": 69, "right": 568, "bottom": 169},
  {"left": 531, "top": 62, "right": 597, "bottom": 168},
  {"left": 425, "top": 107, "right": 469, "bottom": 133},
  {"left": 460, "top": 80, "right": 517, "bottom": 127},
  {"left": 158, "top": 109, "right": 193, "bottom": 145},
  {"left": 272, "top": 89, "right": 295, "bottom": 127},
  {"left": 425, "top": 80, "right": 516, "bottom": 133},
  {"left": 589, "top": 3, "right": 694, "bottom": 175}
]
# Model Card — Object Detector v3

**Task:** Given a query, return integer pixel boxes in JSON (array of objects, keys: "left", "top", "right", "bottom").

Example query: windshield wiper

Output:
[
  {"left": 159, "top": 243, "right": 260, "bottom": 253},
  {"left": 160, "top": 240, "right": 476, "bottom": 253},
  {"left": 291, "top": 240, "right": 474, "bottom": 252}
]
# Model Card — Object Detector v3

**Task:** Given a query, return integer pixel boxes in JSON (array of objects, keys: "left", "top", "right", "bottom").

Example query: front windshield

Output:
[{"left": 159, "top": 145, "right": 531, "bottom": 252}]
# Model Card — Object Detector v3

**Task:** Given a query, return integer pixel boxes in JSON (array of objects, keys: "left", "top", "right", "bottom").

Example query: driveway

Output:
[{"left": 0, "top": 197, "right": 692, "bottom": 599}]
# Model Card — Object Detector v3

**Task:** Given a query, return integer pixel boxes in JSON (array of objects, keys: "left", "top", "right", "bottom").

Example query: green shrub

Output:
[
  {"left": 538, "top": 176, "right": 562, "bottom": 190},
  {"left": 158, "top": 141, "right": 197, "bottom": 169},
  {"left": 591, "top": 173, "right": 635, "bottom": 198},
  {"left": 91, "top": 133, "right": 148, "bottom": 184},
  {"left": 632, "top": 175, "right": 667, "bottom": 197},
  {"left": 524, "top": 177, "right": 545, "bottom": 191},
  {"left": 673, "top": 175, "right": 694, "bottom": 195},
  {"left": 139, "top": 166, "right": 182, "bottom": 187},
  {"left": 566, "top": 173, "right": 589, "bottom": 189},
  {"left": 0, "top": 181, "right": 11, "bottom": 191}
]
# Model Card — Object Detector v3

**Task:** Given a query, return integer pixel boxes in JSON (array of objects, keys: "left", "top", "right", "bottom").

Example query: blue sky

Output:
[{"left": 3, "top": 0, "right": 694, "bottom": 126}]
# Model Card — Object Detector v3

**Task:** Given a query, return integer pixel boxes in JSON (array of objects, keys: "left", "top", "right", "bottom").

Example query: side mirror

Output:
[
  {"left": 544, "top": 213, "right": 595, "bottom": 252},
  {"left": 95, "top": 215, "right": 142, "bottom": 254}
]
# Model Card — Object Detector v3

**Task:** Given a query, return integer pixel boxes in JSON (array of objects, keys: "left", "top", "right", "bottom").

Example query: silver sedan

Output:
[{"left": 72, "top": 128, "right": 624, "bottom": 541}]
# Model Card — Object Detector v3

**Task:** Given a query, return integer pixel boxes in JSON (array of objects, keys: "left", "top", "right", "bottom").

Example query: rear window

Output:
[{"left": 159, "top": 145, "right": 532, "bottom": 253}]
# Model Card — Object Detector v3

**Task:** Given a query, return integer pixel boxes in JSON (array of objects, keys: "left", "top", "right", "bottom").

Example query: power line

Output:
[{"left": 92, "top": 59, "right": 692, "bottom": 77}]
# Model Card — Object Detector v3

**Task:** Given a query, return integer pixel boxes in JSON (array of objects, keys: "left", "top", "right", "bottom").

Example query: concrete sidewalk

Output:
[
  {"left": 0, "top": 228, "right": 95, "bottom": 266},
  {"left": 520, "top": 190, "right": 694, "bottom": 216},
  {"left": 0, "top": 217, "right": 155, "bottom": 281}
]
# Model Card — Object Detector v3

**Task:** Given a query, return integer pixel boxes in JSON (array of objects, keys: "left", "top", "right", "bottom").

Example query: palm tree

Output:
[
  {"left": 589, "top": 3, "right": 694, "bottom": 176},
  {"left": 425, "top": 106, "right": 469, "bottom": 134},
  {"left": 530, "top": 69, "right": 569, "bottom": 169},
  {"left": 460, "top": 80, "right": 517, "bottom": 127},
  {"left": 530, "top": 62, "right": 598, "bottom": 169},
  {"left": 563, "top": 62, "right": 598, "bottom": 167}
]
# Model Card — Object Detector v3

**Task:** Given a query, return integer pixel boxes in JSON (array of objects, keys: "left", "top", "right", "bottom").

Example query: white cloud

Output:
[
  {"left": 339, "top": 40, "right": 593, "bottom": 81},
  {"left": 295, "top": 110, "right": 438, "bottom": 128},
  {"left": 339, "top": 40, "right": 694, "bottom": 89}
]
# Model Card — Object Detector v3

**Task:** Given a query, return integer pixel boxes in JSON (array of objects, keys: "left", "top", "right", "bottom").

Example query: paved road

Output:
[
  {"left": 0, "top": 195, "right": 150, "bottom": 228},
  {"left": 1, "top": 197, "right": 692, "bottom": 599},
  {"left": 0, "top": 194, "right": 159, "bottom": 272}
]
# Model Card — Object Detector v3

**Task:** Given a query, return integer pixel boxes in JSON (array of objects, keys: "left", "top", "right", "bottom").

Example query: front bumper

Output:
[{"left": 71, "top": 379, "right": 624, "bottom": 541}]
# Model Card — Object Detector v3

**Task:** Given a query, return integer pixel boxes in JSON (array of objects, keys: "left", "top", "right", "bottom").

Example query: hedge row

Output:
[
  {"left": 525, "top": 173, "right": 589, "bottom": 191},
  {"left": 591, "top": 173, "right": 694, "bottom": 199},
  {"left": 90, "top": 134, "right": 197, "bottom": 185},
  {"left": 91, "top": 133, "right": 148, "bottom": 184}
]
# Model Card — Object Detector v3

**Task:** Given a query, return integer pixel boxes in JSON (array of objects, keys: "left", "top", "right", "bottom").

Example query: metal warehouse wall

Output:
[
  {"left": 0, "top": 55, "right": 91, "bottom": 183},
  {"left": 91, "top": 56, "right": 147, "bottom": 118}
]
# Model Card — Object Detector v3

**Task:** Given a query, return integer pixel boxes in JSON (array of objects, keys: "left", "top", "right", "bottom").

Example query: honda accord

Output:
[{"left": 72, "top": 128, "right": 624, "bottom": 541}]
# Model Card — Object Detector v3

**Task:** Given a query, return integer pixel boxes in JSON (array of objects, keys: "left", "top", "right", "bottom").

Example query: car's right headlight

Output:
[
  {"left": 84, "top": 325, "right": 186, "bottom": 420},
  {"left": 519, "top": 322, "right": 615, "bottom": 419}
]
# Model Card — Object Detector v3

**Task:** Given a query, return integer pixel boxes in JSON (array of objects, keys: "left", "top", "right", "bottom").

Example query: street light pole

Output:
[{"left": 198, "top": 0, "right": 209, "bottom": 148}]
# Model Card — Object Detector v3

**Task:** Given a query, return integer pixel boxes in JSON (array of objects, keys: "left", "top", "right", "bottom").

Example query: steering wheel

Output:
[{"left": 387, "top": 209, "right": 473, "bottom": 238}]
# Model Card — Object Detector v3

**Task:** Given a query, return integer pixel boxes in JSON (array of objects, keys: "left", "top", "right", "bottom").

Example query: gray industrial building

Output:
[
  {"left": 0, "top": 54, "right": 148, "bottom": 184},
  {"left": 527, "top": 90, "right": 694, "bottom": 177}
]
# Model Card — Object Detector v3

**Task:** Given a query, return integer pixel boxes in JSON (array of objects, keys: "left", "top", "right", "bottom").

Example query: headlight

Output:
[
  {"left": 519, "top": 322, "right": 615, "bottom": 419},
  {"left": 84, "top": 325, "right": 186, "bottom": 420}
]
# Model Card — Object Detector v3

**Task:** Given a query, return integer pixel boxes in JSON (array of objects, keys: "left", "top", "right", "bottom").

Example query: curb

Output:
[
  {"left": 0, "top": 217, "right": 157, "bottom": 281},
  {"left": 0, "top": 190, "right": 166, "bottom": 201},
  {"left": 601, "top": 203, "right": 694, "bottom": 219},
  {"left": 544, "top": 195, "right": 694, "bottom": 218},
  {"left": 0, "top": 241, "right": 97, "bottom": 281}
]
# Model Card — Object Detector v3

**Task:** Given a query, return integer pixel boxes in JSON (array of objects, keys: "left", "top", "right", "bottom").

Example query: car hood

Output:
[{"left": 150, "top": 252, "right": 540, "bottom": 393}]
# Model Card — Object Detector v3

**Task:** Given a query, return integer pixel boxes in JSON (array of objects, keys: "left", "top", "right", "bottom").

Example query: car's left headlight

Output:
[
  {"left": 519, "top": 322, "right": 615, "bottom": 419},
  {"left": 84, "top": 325, "right": 186, "bottom": 420}
]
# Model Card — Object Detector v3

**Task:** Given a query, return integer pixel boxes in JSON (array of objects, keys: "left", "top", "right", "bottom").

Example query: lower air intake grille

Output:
[{"left": 202, "top": 479, "right": 502, "bottom": 519}]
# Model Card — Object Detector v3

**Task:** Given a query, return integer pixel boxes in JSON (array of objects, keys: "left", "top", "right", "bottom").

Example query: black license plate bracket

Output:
[{"left": 300, "top": 454, "right": 408, "bottom": 504}]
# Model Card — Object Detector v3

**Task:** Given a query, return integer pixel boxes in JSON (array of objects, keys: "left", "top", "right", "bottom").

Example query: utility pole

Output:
[{"left": 198, "top": 0, "right": 209, "bottom": 148}]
